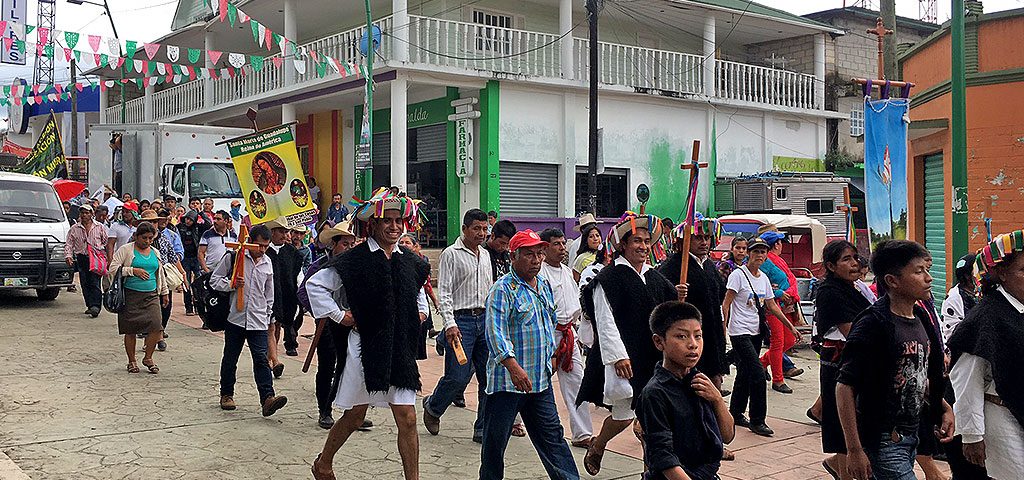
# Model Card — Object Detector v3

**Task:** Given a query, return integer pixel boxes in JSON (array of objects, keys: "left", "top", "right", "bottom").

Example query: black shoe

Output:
[
  {"left": 472, "top": 434, "right": 483, "bottom": 444},
  {"left": 772, "top": 383, "right": 794, "bottom": 394},
  {"left": 733, "top": 414, "right": 750, "bottom": 428},
  {"left": 87, "top": 306, "right": 100, "bottom": 318},
  {"left": 163, "top": 332, "right": 169, "bottom": 339},
  {"left": 749, "top": 423, "right": 774, "bottom": 437},
  {"left": 272, "top": 363, "right": 285, "bottom": 379},
  {"left": 157, "top": 341, "right": 167, "bottom": 352},
  {"left": 434, "top": 341, "right": 444, "bottom": 357},
  {"left": 453, "top": 397, "right": 466, "bottom": 408},
  {"left": 783, "top": 367, "right": 804, "bottom": 379},
  {"left": 764, "top": 368, "right": 771, "bottom": 381},
  {"left": 286, "top": 349, "right": 298, "bottom": 357},
  {"left": 357, "top": 420, "right": 373, "bottom": 431},
  {"left": 318, "top": 413, "right": 335, "bottom": 429},
  {"left": 201, "top": 323, "right": 210, "bottom": 330}
]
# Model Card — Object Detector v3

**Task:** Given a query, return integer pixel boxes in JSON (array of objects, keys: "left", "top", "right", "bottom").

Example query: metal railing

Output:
[
  {"left": 152, "top": 80, "right": 204, "bottom": 121},
  {"left": 574, "top": 38, "right": 704, "bottom": 94},
  {"left": 716, "top": 60, "right": 818, "bottom": 109},
  {"left": 104, "top": 96, "right": 144, "bottom": 124}
]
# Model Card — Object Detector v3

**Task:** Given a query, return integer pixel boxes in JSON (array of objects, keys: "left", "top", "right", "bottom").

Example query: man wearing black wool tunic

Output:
[
  {"left": 577, "top": 212, "right": 682, "bottom": 476},
  {"left": 311, "top": 191, "right": 430, "bottom": 480}
]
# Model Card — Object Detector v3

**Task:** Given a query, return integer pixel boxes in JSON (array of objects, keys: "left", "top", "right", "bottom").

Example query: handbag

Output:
[
  {"left": 739, "top": 268, "right": 771, "bottom": 342},
  {"left": 87, "top": 244, "right": 107, "bottom": 276},
  {"left": 103, "top": 269, "right": 125, "bottom": 313},
  {"left": 162, "top": 263, "right": 185, "bottom": 292}
]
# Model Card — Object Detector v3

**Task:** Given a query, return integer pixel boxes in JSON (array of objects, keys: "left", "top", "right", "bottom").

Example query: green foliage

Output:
[{"left": 825, "top": 148, "right": 858, "bottom": 172}]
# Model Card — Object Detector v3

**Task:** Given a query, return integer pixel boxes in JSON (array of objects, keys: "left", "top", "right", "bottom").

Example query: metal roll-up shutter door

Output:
[
  {"left": 371, "top": 132, "right": 392, "bottom": 187},
  {"left": 414, "top": 124, "right": 446, "bottom": 163},
  {"left": 923, "top": 154, "right": 946, "bottom": 302},
  {"left": 500, "top": 161, "right": 558, "bottom": 216}
]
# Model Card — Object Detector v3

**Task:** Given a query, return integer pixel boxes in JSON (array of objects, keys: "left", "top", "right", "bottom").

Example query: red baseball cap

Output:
[{"left": 509, "top": 229, "right": 548, "bottom": 252}]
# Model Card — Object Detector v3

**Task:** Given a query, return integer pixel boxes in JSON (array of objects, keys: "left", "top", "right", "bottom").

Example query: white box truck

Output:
[{"left": 88, "top": 123, "right": 252, "bottom": 212}]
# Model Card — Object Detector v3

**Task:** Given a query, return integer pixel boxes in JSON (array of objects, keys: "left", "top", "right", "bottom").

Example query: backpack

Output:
[
  {"left": 296, "top": 255, "right": 329, "bottom": 313},
  {"left": 196, "top": 252, "right": 236, "bottom": 332}
]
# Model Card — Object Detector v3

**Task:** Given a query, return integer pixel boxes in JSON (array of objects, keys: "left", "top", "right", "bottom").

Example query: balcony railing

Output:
[{"left": 103, "top": 14, "right": 822, "bottom": 124}]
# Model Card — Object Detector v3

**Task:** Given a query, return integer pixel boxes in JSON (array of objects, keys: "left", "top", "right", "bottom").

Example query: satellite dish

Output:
[
  {"left": 636, "top": 183, "right": 650, "bottom": 204},
  {"left": 359, "top": 25, "right": 382, "bottom": 57}
]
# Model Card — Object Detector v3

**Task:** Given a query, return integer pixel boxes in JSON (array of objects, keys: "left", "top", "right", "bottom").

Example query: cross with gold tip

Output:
[
  {"left": 224, "top": 225, "right": 264, "bottom": 311},
  {"left": 836, "top": 186, "right": 858, "bottom": 243}
]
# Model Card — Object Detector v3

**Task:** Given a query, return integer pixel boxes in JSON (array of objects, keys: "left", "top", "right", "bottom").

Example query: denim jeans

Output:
[
  {"left": 782, "top": 354, "right": 796, "bottom": 372},
  {"left": 480, "top": 389, "right": 580, "bottom": 480},
  {"left": 220, "top": 323, "right": 275, "bottom": 403},
  {"left": 75, "top": 254, "right": 102, "bottom": 309},
  {"left": 866, "top": 432, "right": 918, "bottom": 480},
  {"left": 729, "top": 334, "right": 767, "bottom": 424},
  {"left": 425, "top": 312, "right": 488, "bottom": 436},
  {"left": 181, "top": 257, "right": 202, "bottom": 314}
]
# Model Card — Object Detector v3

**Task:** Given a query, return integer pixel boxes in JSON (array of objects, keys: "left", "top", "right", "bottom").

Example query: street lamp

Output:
[{"left": 67, "top": 0, "right": 125, "bottom": 124}]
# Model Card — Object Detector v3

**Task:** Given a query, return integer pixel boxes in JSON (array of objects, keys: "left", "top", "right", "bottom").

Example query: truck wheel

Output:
[{"left": 37, "top": 288, "right": 61, "bottom": 301}]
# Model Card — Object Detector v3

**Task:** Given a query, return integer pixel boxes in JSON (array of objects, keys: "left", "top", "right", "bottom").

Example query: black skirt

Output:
[{"left": 819, "top": 341, "right": 846, "bottom": 454}]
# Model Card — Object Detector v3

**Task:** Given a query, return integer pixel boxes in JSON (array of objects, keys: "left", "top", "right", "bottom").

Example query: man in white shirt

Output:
[
  {"left": 422, "top": 209, "right": 493, "bottom": 442},
  {"left": 538, "top": 228, "right": 594, "bottom": 448},
  {"left": 210, "top": 225, "right": 288, "bottom": 417},
  {"left": 199, "top": 211, "right": 238, "bottom": 272}
]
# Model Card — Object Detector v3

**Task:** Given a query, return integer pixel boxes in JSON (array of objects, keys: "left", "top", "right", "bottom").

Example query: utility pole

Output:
[
  {"left": 356, "top": 0, "right": 374, "bottom": 198},
  {"left": 880, "top": 0, "right": 897, "bottom": 80},
  {"left": 951, "top": 0, "right": 968, "bottom": 261},
  {"left": 586, "top": 0, "right": 599, "bottom": 215},
  {"left": 71, "top": 58, "right": 78, "bottom": 156}
]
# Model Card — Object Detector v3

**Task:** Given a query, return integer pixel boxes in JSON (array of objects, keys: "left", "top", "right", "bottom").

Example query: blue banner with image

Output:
[{"left": 864, "top": 98, "right": 909, "bottom": 251}]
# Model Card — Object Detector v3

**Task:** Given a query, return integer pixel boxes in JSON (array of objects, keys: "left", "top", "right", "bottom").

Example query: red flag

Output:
[
  {"left": 219, "top": 0, "right": 228, "bottom": 22},
  {"left": 208, "top": 50, "right": 223, "bottom": 65}
]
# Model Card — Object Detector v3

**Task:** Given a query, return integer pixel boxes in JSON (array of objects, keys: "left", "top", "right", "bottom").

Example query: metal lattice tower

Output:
[
  {"left": 920, "top": 0, "right": 938, "bottom": 23},
  {"left": 33, "top": 0, "right": 57, "bottom": 85}
]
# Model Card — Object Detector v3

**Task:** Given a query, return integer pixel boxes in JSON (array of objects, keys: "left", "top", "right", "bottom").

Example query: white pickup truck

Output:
[{"left": 0, "top": 172, "right": 74, "bottom": 300}]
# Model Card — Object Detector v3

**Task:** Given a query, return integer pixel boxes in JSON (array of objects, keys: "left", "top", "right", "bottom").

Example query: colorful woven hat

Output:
[
  {"left": 975, "top": 229, "right": 1024, "bottom": 275},
  {"left": 671, "top": 213, "right": 720, "bottom": 241},
  {"left": 350, "top": 187, "right": 423, "bottom": 237},
  {"left": 608, "top": 211, "right": 663, "bottom": 252}
]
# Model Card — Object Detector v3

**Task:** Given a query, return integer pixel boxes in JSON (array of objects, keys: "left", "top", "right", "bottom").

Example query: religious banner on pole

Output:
[
  {"left": 863, "top": 98, "right": 909, "bottom": 250},
  {"left": 12, "top": 112, "right": 66, "bottom": 179},
  {"left": 223, "top": 123, "right": 316, "bottom": 227}
]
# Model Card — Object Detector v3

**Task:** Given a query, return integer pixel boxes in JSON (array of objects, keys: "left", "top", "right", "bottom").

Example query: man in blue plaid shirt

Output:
[{"left": 481, "top": 229, "right": 580, "bottom": 480}]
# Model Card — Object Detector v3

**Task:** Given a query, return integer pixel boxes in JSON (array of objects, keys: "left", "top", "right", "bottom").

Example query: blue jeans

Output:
[
  {"left": 866, "top": 432, "right": 919, "bottom": 480},
  {"left": 782, "top": 354, "right": 796, "bottom": 372},
  {"left": 220, "top": 323, "right": 275, "bottom": 403},
  {"left": 425, "top": 312, "right": 488, "bottom": 436},
  {"left": 480, "top": 389, "right": 580, "bottom": 480}
]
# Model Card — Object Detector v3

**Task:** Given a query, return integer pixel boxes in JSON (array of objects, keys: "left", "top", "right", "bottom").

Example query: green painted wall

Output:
[
  {"left": 642, "top": 138, "right": 691, "bottom": 222},
  {"left": 479, "top": 80, "right": 500, "bottom": 214}
]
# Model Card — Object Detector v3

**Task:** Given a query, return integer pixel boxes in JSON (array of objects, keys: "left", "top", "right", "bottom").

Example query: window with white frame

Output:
[
  {"left": 775, "top": 187, "right": 788, "bottom": 201},
  {"left": 849, "top": 108, "right": 864, "bottom": 137},
  {"left": 471, "top": 9, "right": 515, "bottom": 54}
]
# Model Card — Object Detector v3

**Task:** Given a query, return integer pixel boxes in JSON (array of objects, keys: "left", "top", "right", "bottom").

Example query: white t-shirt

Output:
[
  {"left": 107, "top": 222, "right": 135, "bottom": 252},
  {"left": 726, "top": 266, "right": 774, "bottom": 336}
]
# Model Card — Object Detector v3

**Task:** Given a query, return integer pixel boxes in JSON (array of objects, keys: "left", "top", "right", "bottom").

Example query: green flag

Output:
[{"left": 12, "top": 114, "right": 66, "bottom": 180}]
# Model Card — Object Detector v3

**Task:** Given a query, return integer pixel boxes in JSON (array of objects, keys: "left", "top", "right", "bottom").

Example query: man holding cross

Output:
[{"left": 211, "top": 224, "right": 289, "bottom": 417}]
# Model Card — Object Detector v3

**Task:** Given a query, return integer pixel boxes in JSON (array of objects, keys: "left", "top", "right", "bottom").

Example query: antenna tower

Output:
[
  {"left": 33, "top": 0, "right": 57, "bottom": 85},
  {"left": 920, "top": 0, "right": 938, "bottom": 23}
]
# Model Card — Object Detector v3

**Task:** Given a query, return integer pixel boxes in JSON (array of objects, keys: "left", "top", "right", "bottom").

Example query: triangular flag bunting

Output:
[
  {"left": 93, "top": 53, "right": 102, "bottom": 66},
  {"left": 271, "top": 56, "right": 283, "bottom": 68},
  {"left": 125, "top": 40, "right": 137, "bottom": 58},
  {"left": 143, "top": 43, "right": 160, "bottom": 60},
  {"left": 251, "top": 21, "right": 261, "bottom": 44},
  {"left": 64, "top": 31, "right": 80, "bottom": 49},
  {"left": 166, "top": 73, "right": 174, "bottom": 83},
  {"left": 0, "top": 22, "right": 6, "bottom": 35},
  {"left": 219, "top": 0, "right": 228, "bottom": 22},
  {"left": 208, "top": 50, "right": 223, "bottom": 65},
  {"left": 54, "top": 83, "right": 63, "bottom": 95},
  {"left": 73, "top": 50, "right": 82, "bottom": 63},
  {"left": 76, "top": 83, "right": 84, "bottom": 92},
  {"left": 108, "top": 38, "right": 119, "bottom": 55},
  {"left": 156, "top": 62, "right": 166, "bottom": 75},
  {"left": 264, "top": 27, "right": 274, "bottom": 51},
  {"left": 225, "top": 67, "right": 236, "bottom": 78},
  {"left": 63, "top": 47, "right": 72, "bottom": 62},
  {"left": 100, "top": 82, "right": 107, "bottom": 92},
  {"left": 228, "top": 52, "right": 245, "bottom": 68},
  {"left": 227, "top": 4, "right": 237, "bottom": 26},
  {"left": 133, "top": 59, "right": 144, "bottom": 73},
  {"left": 24, "top": 25, "right": 34, "bottom": 35},
  {"left": 315, "top": 61, "right": 326, "bottom": 78},
  {"left": 167, "top": 45, "right": 179, "bottom": 63},
  {"left": 38, "top": 27, "right": 48, "bottom": 45},
  {"left": 238, "top": 10, "right": 249, "bottom": 24},
  {"left": 88, "top": 35, "right": 101, "bottom": 52},
  {"left": 294, "top": 55, "right": 306, "bottom": 75},
  {"left": 188, "top": 48, "right": 200, "bottom": 64},
  {"left": 250, "top": 55, "right": 264, "bottom": 72},
  {"left": 2, "top": 38, "right": 11, "bottom": 51},
  {"left": 44, "top": 44, "right": 53, "bottom": 59}
]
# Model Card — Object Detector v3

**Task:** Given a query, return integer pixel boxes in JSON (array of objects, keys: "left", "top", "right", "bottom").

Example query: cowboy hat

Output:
[
  {"left": 138, "top": 209, "right": 167, "bottom": 221},
  {"left": 264, "top": 216, "right": 289, "bottom": 230},
  {"left": 608, "top": 212, "right": 663, "bottom": 252},
  {"left": 573, "top": 213, "right": 602, "bottom": 232},
  {"left": 318, "top": 220, "right": 356, "bottom": 245}
]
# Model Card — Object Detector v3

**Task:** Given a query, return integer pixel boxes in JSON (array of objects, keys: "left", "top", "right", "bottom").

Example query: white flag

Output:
[{"left": 167, "top": 45, "right": 179, "bottom": 63}]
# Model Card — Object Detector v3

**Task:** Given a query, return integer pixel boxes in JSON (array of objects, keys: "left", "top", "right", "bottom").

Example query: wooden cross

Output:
[
  {"left": 866, "top": 17, "right": 894, "bottom": 80},
  {"left": 836, "top": 186, "right": 858, "bottom": 243},
  {"left": 678, "top": 140, "right": 707, "bottom": 286},
  {"left": 225, "top": 225, "right": 263, "bottom": 310}
]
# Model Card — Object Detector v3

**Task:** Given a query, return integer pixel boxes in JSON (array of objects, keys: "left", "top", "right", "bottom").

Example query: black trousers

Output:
[
  {"left": 730, "top": 334, "right": 768, "bottom": 424},
  {"left": 315, "top": 322, "right": 338, "bottom": 415},
  {"left": 282, "top": 306, "right": 301, "bottom": 351},
  {"left": 75, "top": 254, "right": 102, "bottom": 309},
  {"left": 161, "top": 291, "right": 173, "bottom": 329}
]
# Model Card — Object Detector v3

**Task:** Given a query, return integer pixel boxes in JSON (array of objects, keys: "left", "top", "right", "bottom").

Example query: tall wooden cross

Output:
[
  {"left": 867, "top": 17, "right": 894, "bottom": 80},
  {"left": 836, "top": 186, "right": 858, "bottom": 243},
  {"left": 678, "top": 140, "right": 708, "bottom": 286},
  {"left": 225, "top": 225, "right": 263, "bottom": 310}
]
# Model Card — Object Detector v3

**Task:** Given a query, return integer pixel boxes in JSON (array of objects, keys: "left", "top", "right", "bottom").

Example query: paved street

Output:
[{"left": 0, "top": 289, "right": 943, "bottom": 479}]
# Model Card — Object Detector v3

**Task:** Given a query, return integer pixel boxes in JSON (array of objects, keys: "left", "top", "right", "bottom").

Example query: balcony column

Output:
[
  {"left": 143, "top": 85, "right": 154, "bottom": 122},
  {"left": 204, "top": 30, "right": 215, "bottom": 108},
  {"left": 98, "top": 81, "right": 108, "bottom": 124},
  {"left": 281, "top": 103, "right": 296, "bottom": 124},
  {"left": 814, "top": 33, "right": 826, "bottom": 110},
  {"left": 284, "top": 0, "right": 297, "bottom": 86},
  {"left": 703, "top": 15, "right": 716, "bottom": 97},
  {"left": 559, "top": 0, "right": 574, "bottom": 80},
  {"left": 393, "top": 0, "right": 410, "bottom": 63},
  {"left": 391, "top": 74, "right": 409, "bottom": 191}
]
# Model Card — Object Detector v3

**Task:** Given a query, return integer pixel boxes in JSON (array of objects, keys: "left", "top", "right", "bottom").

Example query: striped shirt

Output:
[
  {"left": 437, "top": 236, "right": 493, "bottom": 330},
  {"left": 484, "top": 268, "right": 557, "bottom": 394}
]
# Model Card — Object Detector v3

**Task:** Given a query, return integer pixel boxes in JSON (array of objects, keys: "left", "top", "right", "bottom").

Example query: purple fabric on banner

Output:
[{"left": 863, "top": 98, "right": 910, "bottom": 250}]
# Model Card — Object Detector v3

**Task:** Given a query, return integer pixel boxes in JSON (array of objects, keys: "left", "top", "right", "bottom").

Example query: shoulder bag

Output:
[
  {"left": 739, "top": 268, "right": 771, "bottom": 342},
  {"left": 103, "top": 269, "right": 125, "bottom": 313}
]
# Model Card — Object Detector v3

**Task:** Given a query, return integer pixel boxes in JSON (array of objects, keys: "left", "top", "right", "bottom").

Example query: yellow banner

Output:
[{"left": 224, "top": 124, "right": 315, "bottom": 226}]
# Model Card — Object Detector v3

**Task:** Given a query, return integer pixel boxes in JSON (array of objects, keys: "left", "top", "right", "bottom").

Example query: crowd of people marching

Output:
[{"left": 60, "top": 182, "right": 1024, "bottom": 480}]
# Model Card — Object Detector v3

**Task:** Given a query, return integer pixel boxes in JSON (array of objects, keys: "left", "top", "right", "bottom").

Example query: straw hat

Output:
[
  {"left": 264, "top": 216, "right": 289, "bottom": 230},
  {"left": 607, "top": 212, "right": 663, "bottom": 252},
  {"left": 573, "top": 213, "right": 601, "bottom": 232},
  {"left": 318, "top": 220, "right": 356, "bottom": 245},
  {"left": 138, "top": 209, "right": 167, "bottom": 221}
]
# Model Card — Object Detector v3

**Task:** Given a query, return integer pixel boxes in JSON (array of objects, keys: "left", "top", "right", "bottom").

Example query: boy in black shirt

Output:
[
  {"left": 837, "top": 240, "right": 954, "bottom": 480},
  {"left": 637, "top": 301, "right": 735, "bottom": 480}
]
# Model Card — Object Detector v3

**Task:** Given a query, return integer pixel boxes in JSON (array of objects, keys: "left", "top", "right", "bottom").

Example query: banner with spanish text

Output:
[
  {"left": 224, "top": 123, "right": 315, "bottom": 227},
  {"left": 13, "top": 113, "right": 65, "bottom": 179},
  {"left": 864, "top": 98, "right": 909, "bottom": 250}
]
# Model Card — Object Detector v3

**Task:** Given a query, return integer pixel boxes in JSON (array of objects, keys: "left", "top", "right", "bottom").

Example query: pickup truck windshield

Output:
[
  {"left": 189, "top": 163, "right": 242, "bottom": 199},
  {"left": 0, "top": 180, "right": 66, "bottom": 223}
]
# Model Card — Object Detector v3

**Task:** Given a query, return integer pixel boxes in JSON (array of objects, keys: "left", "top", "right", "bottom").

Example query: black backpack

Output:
[{"left": 196, "top": 252, "right": 235, "bottom": 332}]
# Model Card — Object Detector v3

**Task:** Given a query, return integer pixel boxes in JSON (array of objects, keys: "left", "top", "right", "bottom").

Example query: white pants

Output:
[
  {"left": 333, "top": 331, "right": 417, "bottom": 411},
  {"left": 554, "top": 327, "right": 594, "bottom": 441},
  {"left": 983, "top": 402, "right": 1024, "bottom": 480}
]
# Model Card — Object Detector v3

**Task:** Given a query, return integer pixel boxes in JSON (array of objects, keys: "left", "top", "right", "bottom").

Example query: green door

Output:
[{"left": 923, "top": 154, "right": 946, "bottom": 301}]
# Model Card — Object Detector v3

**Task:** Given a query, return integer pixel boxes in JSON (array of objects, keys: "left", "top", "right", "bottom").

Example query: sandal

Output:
[
  {"left": 571, "top": 437, "right": 594, "bottom": 449},
  {"left": 127, "top": 362, "right": 140, "bottom": 374},
  {"left": 584, "top": 443, "right": 604, "bottom": 475},
  {"left": 511, "top": 423, "right": 526, "bottom": 437},
  {"left": 311, "top": 454, "right": 336, "bottom": 480},
  {"left": 142, "top": 359, "right": 159, "bottom": 374}
]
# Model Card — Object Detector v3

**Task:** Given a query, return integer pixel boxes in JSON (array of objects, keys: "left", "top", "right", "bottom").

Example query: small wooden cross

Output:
[
  {"left": 678, "top": 140, "right": 707, "bottom": 286},
  {"left": 836, "top": 186, "right": 858, "bottom": 242},
  {"left": 866, "top": 17, "right": 894, "bottom": 80},
  {"left": 225, "top": 225, "right": 263, "bottom": 310}
]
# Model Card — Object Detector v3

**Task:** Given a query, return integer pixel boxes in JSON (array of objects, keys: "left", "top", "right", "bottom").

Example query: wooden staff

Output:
[
  {"left": 678, "top": 140, "right": 707, "bottom": 285},
  {"left": 302, "top": 318, "right": 328, "bottom": 373},
  {"left": 836, "top": 186, "right": 858, "bottom": 243},
  {"left": 224, "top": 225, "right": 261, "bottom": 310}
]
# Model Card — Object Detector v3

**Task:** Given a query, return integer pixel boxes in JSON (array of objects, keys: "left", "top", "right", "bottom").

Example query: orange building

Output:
[{"left": 900, "top": 7, "right": 1024, "bottom": 297}]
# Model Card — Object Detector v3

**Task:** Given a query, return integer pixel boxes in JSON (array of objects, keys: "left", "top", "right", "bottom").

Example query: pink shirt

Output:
[{"left": 66, "top": 221, "right": 110, "bottom": 260}]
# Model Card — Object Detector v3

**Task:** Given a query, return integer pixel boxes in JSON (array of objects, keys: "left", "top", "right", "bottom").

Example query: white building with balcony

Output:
[{"left": 96, "top": 0, "right": 843, "bottom": 245}]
